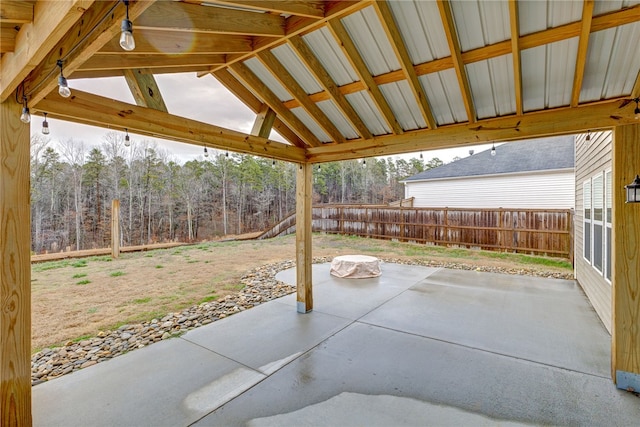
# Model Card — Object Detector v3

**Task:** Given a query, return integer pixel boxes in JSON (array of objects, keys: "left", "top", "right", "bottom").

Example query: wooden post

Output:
[
  {"left": 296, "top": 163, "right": 313, "bottom": 313},
  {"left": 111, "top": 199, "right": 120, "bottom": 259},
  {"left": 1, "top": 93, "right": 32, "bottom": 425},
  {"left": 612, "top": 123, "right": 640, "bottom": 389}
]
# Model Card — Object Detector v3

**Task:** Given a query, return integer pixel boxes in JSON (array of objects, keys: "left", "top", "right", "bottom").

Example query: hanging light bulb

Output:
[
  {"left": 20, "top": 95, "right": 30, "bottom": 123},
  {"left": 272, "top": 160, "right": 276, "bottom": 168},
  {"left": 42, "top": 112, "right": 50, "bottom": 135},
  {"left": 419, "top": 152, "right": 423, "bottom": 159},
  {"left": 124, "top": 128, "right": 131, "bottom": 147},
  {"left": 491, "top": 143, "right": 496, "bottom": 157},
  {"left": 363, "top": 158, "right": 367, "bottom": 166},
  {"left": 634, "top": 98, "right": 640, "bottom": 120},
  {"left": 119, "top": 0, "right": 135, "bottom": 51},
  {"left": 317, "top": 164, "right": 321, "bottom": 172},
  {"left": 203, "top": 146, "right": 209, "bottom": 157},
  {"left": 226, "top": 151, "right": 229, "bottom": 158},
  {"left": 57, "top": 60, "right": 71, "bottom": 98},
  {"left": 585, "top": 130, "right": 591, "bottom": 142}
]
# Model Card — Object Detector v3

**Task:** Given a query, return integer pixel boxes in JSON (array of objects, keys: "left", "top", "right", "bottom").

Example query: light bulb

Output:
[
  {"left": 42, "top": 113, "right": 50, "bottom": 134},
  {"left": 491, "top": 145, "right": 496, "bottom": 156},
  {"left": 58, "top": 75, "right": 71, "bottom": 98},
  {"left": 20, "top": 106, "right": 31, "bottom": 123},
  {"left": 120, "top": 19, "right": 135, "bottom": 51},
  {"left": 272, "top": 160, "right": 275, "bottom": 168},
  {"left": 419, "top": 152, "right": 423, "bottom": 159},
  {"left": 124, "top": 129, "right": 131, "bottom": 147},
  {"left": 204, "top": 147, "right": 209, "bottom": 157}
]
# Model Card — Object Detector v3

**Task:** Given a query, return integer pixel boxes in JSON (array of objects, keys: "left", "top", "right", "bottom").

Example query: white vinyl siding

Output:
[{"left": 405, "top": 170, "right": 574, "bottom": 209}]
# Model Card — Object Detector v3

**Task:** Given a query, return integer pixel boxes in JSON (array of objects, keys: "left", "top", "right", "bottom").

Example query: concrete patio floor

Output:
[{"left": 33, "top": 263, "right": 639, "bottom": 426}]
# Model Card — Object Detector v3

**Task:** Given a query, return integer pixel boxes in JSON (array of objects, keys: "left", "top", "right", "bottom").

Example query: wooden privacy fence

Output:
[{"left": 261, "top": 205, "right": 574, "bottom": 259}]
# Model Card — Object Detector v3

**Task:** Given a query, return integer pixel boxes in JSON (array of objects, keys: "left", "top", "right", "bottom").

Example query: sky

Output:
[{"left": 31, "top": 72, "right": 494, "bottom": 164}]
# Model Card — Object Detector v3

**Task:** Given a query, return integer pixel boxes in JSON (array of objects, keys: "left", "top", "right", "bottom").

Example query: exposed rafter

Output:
[
  {"left": 508, "top": 0, "right": 523, "bottom": 115},
  {"left": 123, "top": 68, "right": 168, "bottom": 112},
  {"left": 205, "top": 0, "right": 326, "bottom": 19},
  {"left": 571, "top": 0, "right": 594, "bottom": 107},
  {"left": 34, "top": 89, "right": 306, "bottom": 163},
  {"left": 328, "top": 17, "right": 402, "bottom": 135},
  {"left": 99, "top": 30, "right": 252, "bottom": 54},
  {"left": 373, "top": 0, "right": 436, "bottom": 129},
  {"left": 77, "top": 54, "right": 226, "bottom": 72},
  {"left": 251, "top": 104, "right": 276, "bottom": 138},
  {"left": 257, "top": 49, "right": 346, "bottom": 143},
  {"left": 437, "top": 0, "right": 475, "bottom": 124}
]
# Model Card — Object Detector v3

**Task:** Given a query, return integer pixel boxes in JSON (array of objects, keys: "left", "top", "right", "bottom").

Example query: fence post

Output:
[{"left": 111, "top": 199, "right": 120, "bottom": 259}]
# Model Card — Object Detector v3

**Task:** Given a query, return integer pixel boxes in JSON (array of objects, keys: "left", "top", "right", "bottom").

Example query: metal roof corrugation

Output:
[
  {"left": 271, "top": 44, "right": 324, "bottom": 95},
  {"left": 580, "top": 23, "right": 640, "bottom": 102},
  {"left": 345, "top": 91, "right": 392, "bottom": 135},
  {"left": 420, "top": 69, "right": 468, "bottom": 125},
  {"left": 521, "top": 38, "right": 578, "bottom": 111},
  {"left": 341, "top": 5, "right": 401, "bottom": 76},
  {"left": 380, "top": 81, "right": 427, "bottom": 131},
  {"left": 450, "top": 0, "right": 510, "bottom": 51},
  {"left": 243, "top": 58, "right": 293, "bottom": 102},
  {"left": 387, "top": 0, "right": 450, "bottom": 64},
  {"left": 302, "top": 28, "right": 359, "bottom": 86},
  {"left": 290, "top": 107, "right": 331, "bottom": 142},
  {"left": 593, "top": 0, "right": 640, "bottom": 15},
  {"left": 467, "top": 55, "right": 516, "bottom": 119},
  {"left": 518, "top": 0, "right": 583, "bottom": 36},
  {"left": 316, "top": 100, "right": 360, "bottom": 140}
]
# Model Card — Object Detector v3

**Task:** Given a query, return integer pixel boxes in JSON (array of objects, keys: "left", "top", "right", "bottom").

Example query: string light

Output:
[
  {"left": 124, "top": 128, "right": 131, "bottom": 147},
  {"left": 586, "top": 130, "right": 591, "bottom": 142},
  {"left": 204, "top": 146, "right": 209, "bottom": 157},
  {"left": 419, "top": 152, "right": 423, "bottom": 159},
  {"left": 56, "top": 60, "right": 71, "bottom": 98},
  {"left": 20, "top": 95, "right": 30, "bottom": 123},
  {"left": 42, "top": 112, "right": 50, "bottom": 134},
  {"left": 491, "top": 143, "right": 496, "bottom": 157},
  {"left": 120, "top": 0, "right": 135, "bottom": 51},
  {"left": 272, "top": 160, "right": 276, "bottom": 168},
  {"left": 317, "top": 164, "right": 321, "bottom": 172}
]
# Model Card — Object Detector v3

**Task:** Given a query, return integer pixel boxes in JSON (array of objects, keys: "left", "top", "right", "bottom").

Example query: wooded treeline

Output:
[{"left": 30, "top": 132, "right": 442, "bottom": 253}]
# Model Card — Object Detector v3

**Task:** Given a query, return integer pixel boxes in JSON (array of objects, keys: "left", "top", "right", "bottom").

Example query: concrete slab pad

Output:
[
  {"left": 361, "top": 269, "right": 610, "bottom": 377},
  {"left": 194, "top": 323, "right": 640, "bottom": 427},
  {"left": 182, "top": 299, "right": 351, "bottom": 374},
  {"left": 276, "top": 263, "right": 440, "bottom": 319},
  {"left": 33, "top": 338, "right": 265, "bottom": 427}
]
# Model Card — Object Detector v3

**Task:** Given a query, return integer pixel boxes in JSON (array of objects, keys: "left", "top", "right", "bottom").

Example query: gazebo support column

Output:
[
  {"left": 612, "top": 123, "right": 640, "bottom": 390},
  {"left": 296, "top": 163, "right": 313, "bottom": 313},
  {"left": 1, "top": 93, "right": 32, "bottom": 425}
]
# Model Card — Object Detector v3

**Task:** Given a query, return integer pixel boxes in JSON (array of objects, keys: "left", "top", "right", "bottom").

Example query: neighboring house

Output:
[
  {"left": 575, "top": 131, "right": 613, "bottom": 332},
  {"left": 402, "top": 136, "right": 575, "bottom": 209}
]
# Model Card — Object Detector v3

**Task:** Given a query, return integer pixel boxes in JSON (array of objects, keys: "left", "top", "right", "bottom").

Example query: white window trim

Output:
[{"left": 583, "top": 180, "right": 591, "bottom": 264}]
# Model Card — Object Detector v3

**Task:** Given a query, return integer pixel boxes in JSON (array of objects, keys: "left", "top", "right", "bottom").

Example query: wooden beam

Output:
[
  {"left": 328, "top": 17, "right": 403, "bottom": 135},
  {"left": 78, "top": 54, "right": 226, "bottom": 71},
  {"left": 136, "top": 1, "right": 285, "bottom": 36},
  {"left": 612, "top": 123, "right": 640, "bottom": 388},
  {"left": 0, "top": 1, "right": 34, "bottom": 23},
  {"left": 123, "top": 69, "right": 168, "bottom": 112},
  {"left": 70, "top": 66, "right": 211, "bottom": 80},
  {"left": 207, "top": 0, "right": 325, "bottom": 19},
  {"left": 99, "top": 30, "right": 252, "bottom": 54},
  {"left": 0, "top": 0, "right": 94, "bottom": 102},
  {"left": 509, "top": 0, "right": 523, "bottom": 115},
  {"left": 212, "top": 68, "right": 307, "bottom": 147},
  {"left": 571, "top": 0, "right": 594, "bottom": 107},
  {"left": 24, "top": 0, "right": 156, "bottom": 106},
  {"left": 34, "top": 89, "right": 306, "bottom": 163},
  {"left": 295, "top": 162, "right": 313, "bottom": 313},
  {"left": 251, "top": 104, "right": 276, "bottom": 138},
  {"left": 288, "top": 35, "right": 372, "bottom": 139},
  {"left": 0, "top": 26, "right": 18, "bottom": 53},
  {"left": 1, "top": 92, "right": 32, "bottom": 426},
  {"left": 438, "top": 0, "right": 475, "bottom": 123},
  {"left": 257, "top": 49, "right": 346, "bottom": 143},
  {"left": 229, "top": 61, "right": 323, "bottom": 147},
  {"left": 307, "top": 99, "right": 637, "bottom": 162},
  {"left": 374, "top": 0, "right": 436, "bottom": 129}
]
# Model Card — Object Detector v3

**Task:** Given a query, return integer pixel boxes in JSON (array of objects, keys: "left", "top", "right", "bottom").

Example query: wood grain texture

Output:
[
  {"left": 296, "top": 163, "right": 313, "bottom": 313},
  {"left": 1, "top": 94, "right": 32, "bottom": 426},
  {"left": 612, "top": 123, "right": 640, "bottom": 380},
  {"left": 123, "top": 68, "right": 168, "bottom": 112}
]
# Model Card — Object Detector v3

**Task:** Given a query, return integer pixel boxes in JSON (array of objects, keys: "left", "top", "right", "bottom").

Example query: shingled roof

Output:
[{"left": 404, "top": 136, "right": 575, "bottom": 182}]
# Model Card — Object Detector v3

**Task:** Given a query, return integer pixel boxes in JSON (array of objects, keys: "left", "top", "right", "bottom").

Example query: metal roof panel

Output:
[
  {"left": 345, "top": 91, "right": 392, "bottom": 136},
  {"left": 243, "top": 58, "right": 293, "bottom": 102},
  {"left": 387, "top": 0, "right": 450, "bottom": 63},
  {"left": 519, "top": 0, "right": 583, "bottom": 36},
  {"left": 290, "top": 107, "right": 331, "bottom": 142},
  {"left": 593, "top": 0, "right": 640, "bottom": 15},
  {"left": 302, "top": 27, "right": 360, "bottom": 86},
  {"left": 450, "top": 0, "right": 510, "bottom": 51},
  {"left": 420, "top": 69, "right": 468, "bottom": 125},
  {"left": 467, "top": 54, "right": 516, "bottom": 119},
  {"left": 317, "top": 100, "right": 360, "bottom": 140},
  {"left": 380, "top": 81, "right": 427, "bottom": 131},
  {"left": 271, "top": 44, "right": 324, "bottom": 95},
  {"left": 341, "top": 5, "right": 401, "bottom": 76}
]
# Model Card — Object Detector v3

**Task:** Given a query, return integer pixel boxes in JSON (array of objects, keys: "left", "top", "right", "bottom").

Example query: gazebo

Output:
[{"left": 1, "top": 1, "right": 639, "bottom": 424}]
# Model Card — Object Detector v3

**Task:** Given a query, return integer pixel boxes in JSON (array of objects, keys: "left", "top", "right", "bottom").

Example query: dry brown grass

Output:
[{"left": 31, "top": 234, "right": 573, "bottom": 352}]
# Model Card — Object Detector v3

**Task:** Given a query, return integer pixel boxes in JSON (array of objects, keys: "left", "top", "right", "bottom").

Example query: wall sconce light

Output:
[
  {"left": 120, "top": 0, "right": 135, "bottom": 51},
  {"left": 626, "top": 175, "right": 640, "bottom": 203},
  {"left": 42, "top": 112, "right": 50, "bottom": 134},
  {"left": 124, "top": 128, "right": 131, "bottom": 147},
  {"left": 57, "top": 60, "right": 71, "bottom": 98},
  {"left": 20, "top": 95, "right": 31, "bottom": 123}
]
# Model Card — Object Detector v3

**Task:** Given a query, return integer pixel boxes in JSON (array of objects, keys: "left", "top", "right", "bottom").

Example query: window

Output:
[
  {"left": 605, "top": 170, "right": 612, "bottom": 283},
  {"left": 583, "top": 181, "right": 591, "bottom": 263},
  {"left": 592, "top": 174, "right": 603, "bottom": 273}
]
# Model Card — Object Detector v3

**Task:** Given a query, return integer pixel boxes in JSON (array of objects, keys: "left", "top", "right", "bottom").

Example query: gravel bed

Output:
[{"left": 31, "top": 257, "right": 572, "bottom": 385}]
